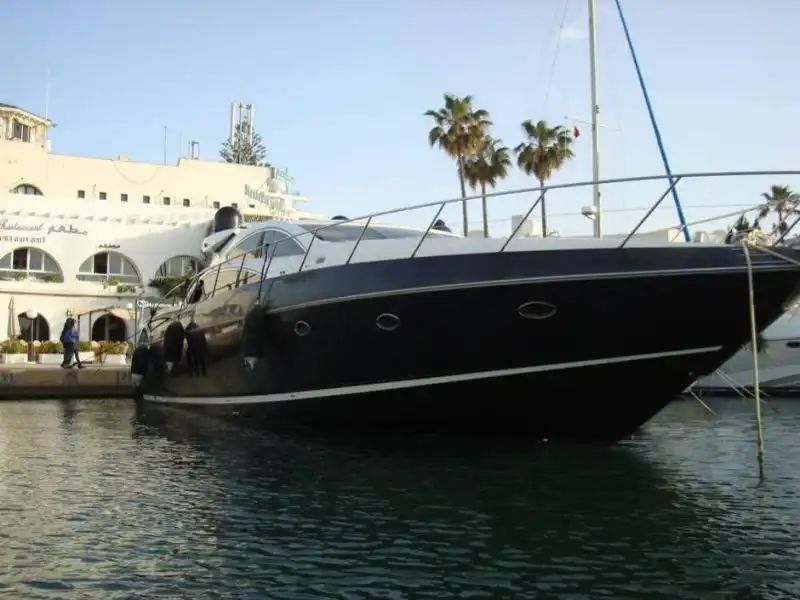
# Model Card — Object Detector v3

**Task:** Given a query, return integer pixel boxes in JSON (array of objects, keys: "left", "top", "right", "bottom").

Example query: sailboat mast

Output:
[{"left": 587, "top": 0, "right": 602, "bottom": 238}]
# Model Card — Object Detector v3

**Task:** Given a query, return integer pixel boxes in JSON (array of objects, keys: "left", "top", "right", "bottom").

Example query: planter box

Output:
[
  {"left": 1, "top": 353, "right": 27, "bottom": 365},
  {"left": 38, "top": 354, "right": 64, "bottom": 365},
  {"left": 79, "top": 351, "right": 95, "bottom": 363},
  {"left": 101, "top": 354, "right": 127, "bottom": 365}
]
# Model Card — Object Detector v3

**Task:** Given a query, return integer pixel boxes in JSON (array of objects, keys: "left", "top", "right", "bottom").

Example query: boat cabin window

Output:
[
  {"left": 213, "top": 269, "right": 240, "bottom": 295},
  {"left": 237, "top": 269, "right": 259, "bottom": 287},
  {"left": 228, "top": 232, "right": 265, "bottom": 260},
  {"left": 298, "top": 223, "right": 455, "bottom": 242},
  {"left": 185, "top": 272, "right": 214, "bottom": 305},
  {"left": 185, "top": 266, "right": 258, "bottom": 304},
  {"left": 262, "top": 229, "right": 304, "bottom": 257}
]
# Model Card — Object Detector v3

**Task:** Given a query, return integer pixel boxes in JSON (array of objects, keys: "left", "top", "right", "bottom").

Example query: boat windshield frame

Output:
[{"left": 297, "top": 223, "right": 456, "bottom": 243}]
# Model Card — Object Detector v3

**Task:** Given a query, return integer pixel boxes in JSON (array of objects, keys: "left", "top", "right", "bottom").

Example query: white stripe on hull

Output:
[{"left": 143, "top": 345, "right": 722, "bottom": 406}]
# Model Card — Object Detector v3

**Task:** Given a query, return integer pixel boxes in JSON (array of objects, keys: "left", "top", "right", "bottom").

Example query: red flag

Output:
[{"left": 573, "top": 126, "right": 581, "bottom": 138}]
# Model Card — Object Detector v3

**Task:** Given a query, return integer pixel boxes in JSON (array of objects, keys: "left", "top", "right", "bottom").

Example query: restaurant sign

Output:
[
  {"left": 244, "top": 184, "right": 288, "bottom": 213},
  {"left": 0, "top": 218, "right": 88, "bottom": 244}
]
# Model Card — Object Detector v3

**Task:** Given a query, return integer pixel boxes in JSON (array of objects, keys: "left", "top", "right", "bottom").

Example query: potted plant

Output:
[
  {"left": 99, "top": 341, "right": 128, "bottom": 365},
  {"left": 37, "top": 340, "right": 64, "bottom": 365},
  {"left": 1, "top": 339, "right": 28, "bottom": 364},
  {"left": 77, "top": 341, "right": 95, "bottom": 364}
]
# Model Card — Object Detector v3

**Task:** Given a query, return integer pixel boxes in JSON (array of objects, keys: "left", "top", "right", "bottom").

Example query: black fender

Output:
[
  {"left": 130, "top": 346, "right": 150, "bottom": 377},
  {"left": 162, "top": 321, "right": 186, "bottom": 374},
  {"left": 148, "top": 344, "right": 167, "bottom": 380},
  {"left": 185, "top": 322, "right": 208, "bottom": 354},
  {"left": 242, "top": 307, "right": 268, "bottom": 365}
]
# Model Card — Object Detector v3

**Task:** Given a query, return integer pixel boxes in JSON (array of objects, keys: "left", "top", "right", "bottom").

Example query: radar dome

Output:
[
  {"left": 267, "top": 179, "right": 287, "bottom": 194},
  {"left": 212, "top": 206, "right": 242, "bottom": 233}
]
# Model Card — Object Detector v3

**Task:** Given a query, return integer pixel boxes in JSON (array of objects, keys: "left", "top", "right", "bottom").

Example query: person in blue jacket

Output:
[{"left": 60, "top": 317, "right": 84, "bottom": 369}]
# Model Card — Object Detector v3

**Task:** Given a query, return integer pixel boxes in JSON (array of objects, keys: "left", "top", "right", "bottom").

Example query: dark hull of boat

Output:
[{"left": 137, "top": 245, "right": 800, "bottom": 443}]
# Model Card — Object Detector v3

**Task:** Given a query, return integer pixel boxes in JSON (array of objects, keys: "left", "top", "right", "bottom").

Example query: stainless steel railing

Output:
[{"left": 157, "top": 169, "right": 800, "bottom": 312}]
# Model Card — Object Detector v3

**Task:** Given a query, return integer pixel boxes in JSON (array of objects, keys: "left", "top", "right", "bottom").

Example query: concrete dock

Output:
[{"left": 0, "top": 363, "right": 133, "bottom": 400}]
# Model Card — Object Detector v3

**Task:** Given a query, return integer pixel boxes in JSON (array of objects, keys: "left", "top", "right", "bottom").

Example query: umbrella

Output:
[{"left": 7, "top": 296, "right": 16, "bottom": 339}]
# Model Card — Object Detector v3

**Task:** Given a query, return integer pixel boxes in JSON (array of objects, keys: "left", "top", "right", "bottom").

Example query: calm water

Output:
[{"left": 0, "top": 399, "right": 799, "bottom": 599}]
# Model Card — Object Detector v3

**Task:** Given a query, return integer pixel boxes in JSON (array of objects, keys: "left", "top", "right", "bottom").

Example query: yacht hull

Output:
[{"left": 137, "top": 245, "right": 800, "bottom": 442}]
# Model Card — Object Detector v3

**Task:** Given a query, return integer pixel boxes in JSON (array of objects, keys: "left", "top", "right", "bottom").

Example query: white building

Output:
[{"left": 0, "top": 102, "right": 324, "bottom": 345}]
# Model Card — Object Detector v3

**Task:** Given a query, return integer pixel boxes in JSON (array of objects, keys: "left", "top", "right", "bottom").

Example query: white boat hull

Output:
[{"left": 693, "top": 309, "right": 800, "bottom": 394}]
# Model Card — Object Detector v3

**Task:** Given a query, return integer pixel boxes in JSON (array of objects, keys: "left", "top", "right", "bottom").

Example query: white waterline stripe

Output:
[
  {"left": 266, "top": 265, "right": 792, "bottom": 314},
  {"left": 143, "top": 345, "right": 723, "bottom": 406}
]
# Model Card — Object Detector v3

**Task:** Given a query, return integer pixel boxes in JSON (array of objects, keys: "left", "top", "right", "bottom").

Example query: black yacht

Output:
[{"left": 132, "top": 182, "right": 800, "bottom": 443}]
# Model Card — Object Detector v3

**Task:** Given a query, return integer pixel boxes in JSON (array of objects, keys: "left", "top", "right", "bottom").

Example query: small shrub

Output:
[
  {"left": 99, "top": 341, "right": 127, "bottom": 355},
  {"left": 77, "top": 341, "right": 92, "bottom": 352},
  {"left": 38, "top": 341, "right": 64, "bottom": 354},
  {"left": 1, "top": 339, "right": 27, "bottom": 354}
]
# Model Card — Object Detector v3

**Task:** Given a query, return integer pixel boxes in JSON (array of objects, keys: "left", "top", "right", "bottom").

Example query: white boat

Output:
[{"left": 692, "top": 306, "right": 800, "bottom": 395}]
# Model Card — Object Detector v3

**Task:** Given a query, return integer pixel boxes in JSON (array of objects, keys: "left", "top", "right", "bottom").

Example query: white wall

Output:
[{"left": 0, "top": 193, "right": 211, "bottom": 342}]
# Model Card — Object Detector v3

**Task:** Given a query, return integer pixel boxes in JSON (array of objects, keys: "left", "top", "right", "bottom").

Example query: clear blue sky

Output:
[{"left": 4, "top": 0, "right": 800, "bottom": 236}]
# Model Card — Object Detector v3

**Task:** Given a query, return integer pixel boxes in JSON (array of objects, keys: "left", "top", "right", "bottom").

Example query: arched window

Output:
[
  {"left": 154, "top": 255, "right": 203, "bottom": 278},
  {"left": 77, "top": 251, "right": 141, "bottom": 284},
  {"left": 17, "top": 313, "right": 50, "bottom": 342},
  {"left": 11, "top": 184, "right": 43, "bottom": 196},
  {"left": 92, "top": 314, "right": 127, "bottom": 342},
  {"left": 0, "top": 247, "right": 63, "bottom": 281}
]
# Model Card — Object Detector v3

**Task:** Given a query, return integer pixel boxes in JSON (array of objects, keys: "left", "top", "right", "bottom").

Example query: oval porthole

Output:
[
  {"left": 376, "top": 313, "right": 401, "bottom": 332},
  {"left": 517, "top": 301, "right": 557, "bottom": 320},
  {"left": 294, "top": 320, "right": 311, "bottom": 337},
  {"left": 787, "top": 341, "right": 800, "bottom": 349}
]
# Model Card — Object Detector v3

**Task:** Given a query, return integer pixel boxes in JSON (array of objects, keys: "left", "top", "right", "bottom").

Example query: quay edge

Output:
[{"left": 0, "top": 365, "right": 133, "bottom": 400}]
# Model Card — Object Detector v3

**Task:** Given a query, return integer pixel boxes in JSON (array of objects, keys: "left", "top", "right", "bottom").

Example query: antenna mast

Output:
[
  {"left": 588, "top": 0, "right": 602, "bottom": 238},
  {"left": 44, "top": 68, "right": 51, "bottom": 121},
  {"left": 229, "top": 101, "right": 254, "bottom": 145}
]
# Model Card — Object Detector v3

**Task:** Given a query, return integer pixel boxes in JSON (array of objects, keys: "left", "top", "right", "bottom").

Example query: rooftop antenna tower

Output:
[{"left": 229, "top": 101, "right": 255, "bottom": 145}]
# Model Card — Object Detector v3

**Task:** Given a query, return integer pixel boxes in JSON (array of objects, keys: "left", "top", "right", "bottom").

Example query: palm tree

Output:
[
  {"left": 754, "top": 185, "right": 799, "bottom": 239},
  {"left": 425, "top": 94, "right": 492, "bottom": 237},
  {"left": 463, "top": 136, "right": 512, "bottom": 238},
  {"left": 514, "top": 120, "right": 575, "bottom": 237}
]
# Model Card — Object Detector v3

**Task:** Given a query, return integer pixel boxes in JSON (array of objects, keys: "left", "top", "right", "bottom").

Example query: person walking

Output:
[{"left": 60, "top": 317, "right": 84, "bottom": 369}]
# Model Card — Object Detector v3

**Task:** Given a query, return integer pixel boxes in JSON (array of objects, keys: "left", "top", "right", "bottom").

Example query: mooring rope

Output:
[{"left": 741, "top": 241, "right": 765, "bottom": 476}]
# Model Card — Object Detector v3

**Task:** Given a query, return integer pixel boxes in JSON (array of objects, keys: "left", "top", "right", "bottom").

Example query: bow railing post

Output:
[
  {"left": 346, "top": 217, "right": 374, "bottom": 265},
  {"left": 210, "top": 262, "right": 222, "bottom": 295},
  {"left": 297, "top": 233, "right": 316, "bottom": 272},
  {"left": 256, "top": 242, "right": 275, "bottom": 302},
  {"left": 237, "top": 250, "right": 248, "bottom": 285},
  {"left": 411, "top": 202, "right": 447, "bottom": 258},
  {"left": 619, "top": 176, "right": 683, "bottom": 248},
  {"left": 500, "top": 190, "right": 547, "bottom": 252}
]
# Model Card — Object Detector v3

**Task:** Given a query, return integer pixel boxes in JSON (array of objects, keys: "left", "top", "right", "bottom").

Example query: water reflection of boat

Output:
[{"left": 133, "top": 403, "right": 800, "bottom": 599}]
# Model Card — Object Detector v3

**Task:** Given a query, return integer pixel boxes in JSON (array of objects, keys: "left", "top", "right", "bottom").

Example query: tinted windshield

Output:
[{"left": 298, "top": 224, "right": 455, "bottom": 242}]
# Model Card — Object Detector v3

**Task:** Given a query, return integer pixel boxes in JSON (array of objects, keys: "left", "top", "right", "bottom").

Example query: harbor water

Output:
[{"left": 0, "top": 398, "right": 799, "bottom": 599}]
